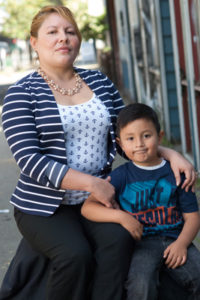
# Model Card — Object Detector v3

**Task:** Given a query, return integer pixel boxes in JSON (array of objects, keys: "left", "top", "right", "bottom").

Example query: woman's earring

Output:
[{"left": 32, "top": 50, "right": 39, "bottom": 67}]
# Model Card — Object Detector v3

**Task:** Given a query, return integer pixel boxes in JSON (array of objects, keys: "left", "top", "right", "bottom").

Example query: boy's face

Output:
[{"left": 117, "top": 118, "right": 163, "bottom": 167}]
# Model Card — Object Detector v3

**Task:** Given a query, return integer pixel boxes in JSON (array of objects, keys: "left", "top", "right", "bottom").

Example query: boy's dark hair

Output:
[{"left": 116, "top": 103, "right": 161, "bottom": 137}]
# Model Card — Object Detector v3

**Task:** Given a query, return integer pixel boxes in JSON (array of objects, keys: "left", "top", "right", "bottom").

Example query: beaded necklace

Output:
[{"left": 37, "top": 67, "right": 82, "bottom": 96}]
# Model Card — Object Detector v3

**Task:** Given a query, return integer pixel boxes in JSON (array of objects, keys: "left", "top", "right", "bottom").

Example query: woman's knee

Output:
[
  {"left": 52, "top": 243, "right": 93, "bottom": 272},
  {"left": 98, "top": 223, "right": 134, "bottom": 250},
  {"left": 92, "top": 223, "right": 134, "bottom": 276},
  {"left": 71, "top": 246, "right": 93, "bottom": 268},
  {"left": 106, "top": 224, "right": 135, "bottom": 261}
]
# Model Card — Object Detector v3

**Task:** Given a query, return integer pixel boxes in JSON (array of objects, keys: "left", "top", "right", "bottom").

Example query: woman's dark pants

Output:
[{"left": 0, "top": 205, "right": 134, "bottom": 300}]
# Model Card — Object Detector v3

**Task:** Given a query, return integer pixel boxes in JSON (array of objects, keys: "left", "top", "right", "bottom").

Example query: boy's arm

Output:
[
  {"left": 163, "top": 211, "right": 200, "bottom": 269},
  {"left": 176, "top": 211, "right": 200, "bottom": 247},
  {"left": 81, "top": 196, "right": 143, "bottom": 240}
]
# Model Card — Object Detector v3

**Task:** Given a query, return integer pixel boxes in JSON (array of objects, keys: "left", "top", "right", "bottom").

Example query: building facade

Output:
[{"left": 106, "top": 0, "right": 200, "bottom": 172}]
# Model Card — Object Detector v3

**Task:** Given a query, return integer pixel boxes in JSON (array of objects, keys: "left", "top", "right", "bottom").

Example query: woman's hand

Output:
[
  {"left": 170, "top": 152, "right": 196, "bottom": 192},
  {"left": 89, "top": 176, "right": 116, "bottom": 208},
  {"left": 61, "top": 169, "right": 117, "bottom": 207},
  {"left": 158, "top": 146, "right": 196, "bottom": 192}
]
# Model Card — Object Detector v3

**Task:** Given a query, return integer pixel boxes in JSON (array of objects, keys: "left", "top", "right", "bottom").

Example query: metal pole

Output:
[
  {"left": 180, "top": 0, "right": 200, "bottom": 170},
  {"left": 154, "top": 0, "right": 171, "bottom": 140},
  {"left": 168, "top": 0, "right": 187, "bottom": 155},
  {"left": 138, "top": 0, "right": 151, "bottom": 103},
  {"left": 127, "top": 0, "right": 144, "bottom": 102}
]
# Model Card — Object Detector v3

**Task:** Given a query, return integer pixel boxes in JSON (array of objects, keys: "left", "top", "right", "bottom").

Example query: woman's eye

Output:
[
  {"left": 67, "top": 31, "right": 75, "bottom": 35},
  {"left": 48, "top": 31, "right": 56, "bottom": 34}
]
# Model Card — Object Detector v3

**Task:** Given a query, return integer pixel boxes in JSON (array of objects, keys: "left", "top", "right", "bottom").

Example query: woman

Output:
[{"left": 0, "top": 5, "right": 196, "bottom": 300}]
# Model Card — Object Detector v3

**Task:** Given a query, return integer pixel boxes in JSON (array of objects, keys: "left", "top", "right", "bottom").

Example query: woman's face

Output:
[{"left": 31, "top": 13, "right": 81, "bottom": 69}]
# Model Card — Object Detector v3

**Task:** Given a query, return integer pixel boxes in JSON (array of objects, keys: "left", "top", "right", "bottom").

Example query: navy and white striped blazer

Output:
[{"left": 2, "top": 67, "right": 124, "bottom": 216}]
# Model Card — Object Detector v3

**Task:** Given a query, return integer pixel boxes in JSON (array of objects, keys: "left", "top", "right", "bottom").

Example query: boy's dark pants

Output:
[
  {"left": 0, "top": 204, "right": 134, "bottom": 300},
  {"left": 126, "top": 236, "right": 200, "bottom": 300}
]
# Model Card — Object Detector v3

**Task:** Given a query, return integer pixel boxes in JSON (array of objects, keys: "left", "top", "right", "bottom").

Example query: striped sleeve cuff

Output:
[{"left": 46, "top": 161, "right": 69, "bottom": 189}]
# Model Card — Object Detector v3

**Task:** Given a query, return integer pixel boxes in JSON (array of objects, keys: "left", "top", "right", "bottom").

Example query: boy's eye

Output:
[
  {"left": 144, "top": 134, "right": 151, "bottom": 138},
  {"left": 127, "top": 137, "right": 134, "bottom": 141}
]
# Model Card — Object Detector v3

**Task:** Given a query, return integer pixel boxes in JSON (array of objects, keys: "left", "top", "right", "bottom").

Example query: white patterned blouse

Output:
[{"left": 58, "top": 93, "right": 111, "bottom": 204}]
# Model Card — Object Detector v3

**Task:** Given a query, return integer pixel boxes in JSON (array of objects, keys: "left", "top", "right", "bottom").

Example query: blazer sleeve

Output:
[{"left": 2, "top": 85, "right": 69, "bottom": 189}]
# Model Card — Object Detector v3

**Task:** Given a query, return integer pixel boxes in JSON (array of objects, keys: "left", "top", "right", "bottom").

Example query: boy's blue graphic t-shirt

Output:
[{"left": 110, "top": 160, "right": 199, "bottom": 238}]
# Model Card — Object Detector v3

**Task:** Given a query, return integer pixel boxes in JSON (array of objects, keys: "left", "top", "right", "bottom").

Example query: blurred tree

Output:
[
  {"left": 0, "top": 0, "right": 64, "bottom": 40},
  {"left": 67, "top": 1, "right": 108, "bottom": 41},
  {"left": 1, "top": 0, "right": 108, "bottom": 43},
  {"left": 67, "top": 1, "right": 108, "bottom": 54},
  {"left": 0, "top": 0, "right": 108, "bottom": 61},
  {"left": 81, "top": 12, "right": 108, "bottom": 42},
  {"left": 0, "top": 0, "right": 65, "bottom": 62}
]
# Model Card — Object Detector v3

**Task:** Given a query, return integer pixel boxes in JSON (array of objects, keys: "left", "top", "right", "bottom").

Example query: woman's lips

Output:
[{"left": 56, "top": 47, "right": 70, "bottom": 52}]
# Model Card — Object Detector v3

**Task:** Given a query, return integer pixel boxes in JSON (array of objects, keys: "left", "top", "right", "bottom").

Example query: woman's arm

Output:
[
  {"left": 158, "top": 146, "right": 196, "bottom": 192},
  {"left": 61, "top": 170, "right": 116, "bottom": 207},
  {"left": 2, "top": 85, "right": 72, "bottom": 190}
]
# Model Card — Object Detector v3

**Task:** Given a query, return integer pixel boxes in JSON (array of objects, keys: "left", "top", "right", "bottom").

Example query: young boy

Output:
[{"left": 81, "top": 103, "right": 200, "bottom": 299}]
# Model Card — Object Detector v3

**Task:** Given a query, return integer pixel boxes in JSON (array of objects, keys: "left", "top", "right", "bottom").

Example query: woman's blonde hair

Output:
[{"left": 30, "top": 5, "right": 82, "bottom": 43}]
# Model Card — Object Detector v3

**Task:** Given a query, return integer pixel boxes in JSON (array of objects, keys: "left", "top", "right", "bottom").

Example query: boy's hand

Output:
[
  {"left": 163, "top": 240, "right": 187, "bottom": 269},
  {"left": 119, "top": 212, "right": 143, "bottom": 240}
]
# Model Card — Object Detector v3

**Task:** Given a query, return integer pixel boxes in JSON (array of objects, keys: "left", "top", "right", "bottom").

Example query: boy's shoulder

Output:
[
  {"left": 110, "top": 162, "right": 131, "bottom": 183},
  {"left": 111, "top": 161, "right": 132, "bottom": 175},
  {"left": 110, "top": 162, "right": 132, "bottom": 191},
  {"left": 163, "top": 160, "right": 187, "bottom": 184}
]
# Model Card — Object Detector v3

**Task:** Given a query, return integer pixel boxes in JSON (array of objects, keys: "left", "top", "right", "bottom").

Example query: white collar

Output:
[{"left": 132, "top": 159, "right": 166, "bottom": 170}]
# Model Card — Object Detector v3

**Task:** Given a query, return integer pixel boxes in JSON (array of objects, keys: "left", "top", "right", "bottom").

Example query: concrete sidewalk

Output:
[
  {"left": 0, "top": 68, "right": 33, "bottom": 85},
  {"left": 0, "top": 68, "right": 29, "bottom": 283},
  {"left": 0, "top": 122, "right": 21, "bottom": 284}
]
